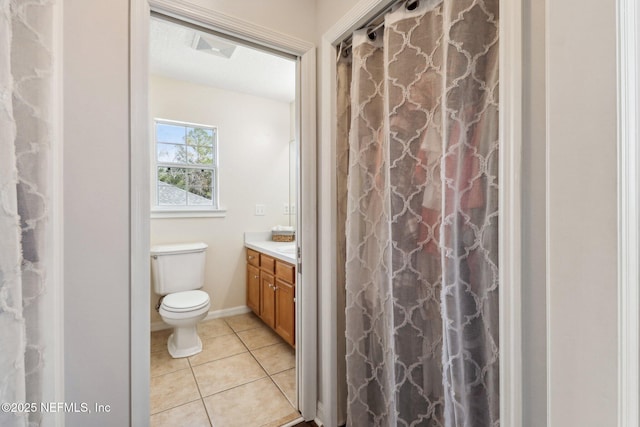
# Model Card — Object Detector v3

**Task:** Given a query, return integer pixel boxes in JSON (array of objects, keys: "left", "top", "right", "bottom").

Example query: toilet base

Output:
[{"left": 167, "top": 327, "right": 202, "bottom": 358}]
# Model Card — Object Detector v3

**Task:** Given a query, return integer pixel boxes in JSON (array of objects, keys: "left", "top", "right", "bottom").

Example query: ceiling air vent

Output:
[{"left": 192, "top": 34, "right": 237, "bottom": 59}]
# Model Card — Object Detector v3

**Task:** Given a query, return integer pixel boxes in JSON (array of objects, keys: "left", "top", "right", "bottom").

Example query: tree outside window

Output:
[{"left": 154, "top": 120, "right": 218, "bottom": 209}]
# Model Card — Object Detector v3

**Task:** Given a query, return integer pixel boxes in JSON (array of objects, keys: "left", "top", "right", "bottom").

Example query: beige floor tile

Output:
[
  {"left": 149, "top": 314, "right": 300, "bottom": 425},
  {"left": 260, "top": 412, "right": 302, "bottom": 427},
  {"left": 150, "top": 329, "right": 172, "bottom": 353},
  {"left": 251, "top": 343, "right": 295, "bottom": 375},
  {"left": 223, "top": 312, "right": 264, "bottom": 332},
  {"left": 203, "top": 377, "right": 298, "bottom": 427},
  {"left": 150, "top": 400, "right": 211, "bottom": 427},
  {"left": 271, "top": 368, "right": 297, "bottom": 407},
  {"left": 197, "top": 318, "right": 234, "bottom": 338},
  {"left": 150, "top": 368, "right": 201, "bottom": 414},
  {"left": 237, "top": 326, "right": 282, "bottom": 350},
  {"left": 151, "top": 349, "right": 190, "bottom": 378},
  {"left": 189, "top": 334, "right": 248, "bottom": 367},
  {"left": 192, "top": 353, "right": 266, "bottom": 397}
]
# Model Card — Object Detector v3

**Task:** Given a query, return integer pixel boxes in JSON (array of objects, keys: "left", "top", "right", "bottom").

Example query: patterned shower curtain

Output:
[
  {"left": 341, "top": 0, "right": 499, "bottom": 425},
  {"left": 0, "top": 1, "right": 54, "bottom": 426}
]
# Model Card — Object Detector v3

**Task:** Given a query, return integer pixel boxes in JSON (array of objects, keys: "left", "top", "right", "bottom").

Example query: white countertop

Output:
[{"left": 244, "top": 231, "right": 296, "bottom": 265}]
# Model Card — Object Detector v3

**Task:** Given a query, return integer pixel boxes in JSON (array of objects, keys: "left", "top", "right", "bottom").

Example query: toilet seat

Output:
[{"left": 161, "top": 290, "right": 210, "bottom": 313}]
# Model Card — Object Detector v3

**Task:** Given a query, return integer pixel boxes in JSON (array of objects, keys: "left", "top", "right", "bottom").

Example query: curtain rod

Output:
[{"left": 337, "top": 0, "right": 420, "bottom": 56}]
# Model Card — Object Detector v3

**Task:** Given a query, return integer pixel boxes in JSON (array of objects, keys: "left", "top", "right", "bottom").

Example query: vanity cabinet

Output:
[{"left": 245, "top": 248, "right": 295, "bottom": 347}]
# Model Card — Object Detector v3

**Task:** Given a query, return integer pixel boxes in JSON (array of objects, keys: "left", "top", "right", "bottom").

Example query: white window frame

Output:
[{"left": 151, "top": 118, "right": 226, "bottom": 218}]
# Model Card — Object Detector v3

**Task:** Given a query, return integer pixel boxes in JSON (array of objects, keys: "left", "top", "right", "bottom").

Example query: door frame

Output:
[
  {"left": 318, "top": 0, "right": 523, "bottom": 425},
  {"left": 617, "top": 0, "right": 639, "bottom": 425},
  {"left": 129, "top": 1, "right": 317, "bottom": 424}
]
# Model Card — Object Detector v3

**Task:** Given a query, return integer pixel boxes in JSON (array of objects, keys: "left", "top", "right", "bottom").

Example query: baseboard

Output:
[{"left": 150, "top": 305, "right": 252, "bottom": 331}]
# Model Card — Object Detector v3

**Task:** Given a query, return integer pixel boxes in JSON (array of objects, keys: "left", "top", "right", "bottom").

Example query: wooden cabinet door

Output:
[
  {"left": 247, "top": 264, "right": 260, "bottom": 315},
  {"left": 260, "top": 271, "right": 276, "bottom": 328},
  {"left": 275, "top": 278, "right": 295, "bottom": 346}
]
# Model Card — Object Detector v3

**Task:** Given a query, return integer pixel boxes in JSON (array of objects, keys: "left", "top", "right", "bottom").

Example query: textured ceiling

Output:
[{"left": 150, "top": 18, "right": 296, "bottom": 103}]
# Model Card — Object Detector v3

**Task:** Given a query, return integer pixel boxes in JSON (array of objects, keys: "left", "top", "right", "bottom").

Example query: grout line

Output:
[
  {"left": 234, "top": 317, "right": 298, "bottom": 408},
  {"left": 200, "top": 393, "right": 215, "bottom": 427},
  {"left": 269, "top": 376, "right": 298, "bottom": 411},
  {"left": 266, "top": 374, "right": 297, "bottom": 411},
  {"left": 236, "top": 331, "right": 252, "bottom": 352},
  {"left": 199, "top": 375, "right": 271, "bottom": 400},
  {"left": 269, "top": 366, "right": 296, "bottom": 376},
  {"left": 198, "top": 330, "right": 236, "bottom": 340},
  {"left": 186, "top": 348, "right": 214, "bottom": 426},
  {"left": 149, "top": 365, "right": 192, "bottom": 381},
  {"left": 187, "top": 356, "right": 202, "bottom": 398},
  {"left": 188, "top": 348, "right": 250, "bottom": 368},
  {"left": 229, "top": 324, "right": 265, "bottom": 333},
  {"left": 149, "top": 397, "right": 203, "bottom": 417}
]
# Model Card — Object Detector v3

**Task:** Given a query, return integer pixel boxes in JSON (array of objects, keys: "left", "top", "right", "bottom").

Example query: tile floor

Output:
[{"left": 150, "top": 312, "right": 298, "bottom": 427}]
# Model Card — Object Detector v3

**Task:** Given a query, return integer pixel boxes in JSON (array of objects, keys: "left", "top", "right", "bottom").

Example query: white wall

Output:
[
  {"left": 149, "top": 75, "right": 291, "bottom": 324},
  {"left": 315, "top": 0, "right": 361, "bottom": 38},
  {"left": 546, "top": 0, "right": 619, "bottom": 425},
  {"left": 60, "top": 1, "right": 315, "bottom": 425},
  {"left": 186, "top": 0, "right": 317, "bottom": 43},
  {"left": 63, "top": 0, "right": 130, "bottom": 425}
]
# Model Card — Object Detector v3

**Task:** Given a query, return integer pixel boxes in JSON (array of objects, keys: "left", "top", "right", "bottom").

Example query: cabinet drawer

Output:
[
  {"left": 275, "top": 260, "right": 295, "bottom": 284},
  {"left": 247, "top": 249, "right": 259, "bottom": 267},
  {"left": 260, "top": 254, "right": 275, "bottom": 273}
]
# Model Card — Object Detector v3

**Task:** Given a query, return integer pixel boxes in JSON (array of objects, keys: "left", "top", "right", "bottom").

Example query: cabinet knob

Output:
[
  {"left": 248, "top": 255, "right": 254, "bottom": 259},
  {"left": 254, "top": 275, "right": 259, "bottom": 279}
]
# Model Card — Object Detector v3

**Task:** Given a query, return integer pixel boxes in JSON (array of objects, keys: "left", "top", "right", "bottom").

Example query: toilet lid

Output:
[{"left": 162, "top": 290, "right": 210, "bottom": 313}]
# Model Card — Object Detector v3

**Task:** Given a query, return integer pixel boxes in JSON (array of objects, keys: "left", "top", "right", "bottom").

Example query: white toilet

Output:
[{"left": 150, "top": 242, "right": 211, "bottom": 358}]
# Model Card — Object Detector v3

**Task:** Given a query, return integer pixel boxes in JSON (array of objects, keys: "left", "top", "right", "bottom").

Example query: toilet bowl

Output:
[
  {"left": 150, "top": 242, "right": 210, "bottom": 358},
  {"left": 159, "top": 290, "right": 210, "bottom": 358}
]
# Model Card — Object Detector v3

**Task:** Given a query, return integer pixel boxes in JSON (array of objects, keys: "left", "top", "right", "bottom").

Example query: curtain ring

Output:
[
  {"left": 336, "top": 42, "right": 352, "bottom": 61},
  {"left": 367, "top": 30, "right": 377, "bottom": 41},
  {"left": 406, "top": 0, "right": 419, "bottom": 11}
]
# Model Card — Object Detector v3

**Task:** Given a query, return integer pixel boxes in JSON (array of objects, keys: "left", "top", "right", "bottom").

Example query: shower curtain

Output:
[
  {"left": 1, "top": 1, "right": 54, "bottom": 426},
  {"left": 340, "top": 0, "right": 499, "bottom": 425}
]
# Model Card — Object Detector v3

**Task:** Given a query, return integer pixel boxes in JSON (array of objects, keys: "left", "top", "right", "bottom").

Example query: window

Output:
[{"left": 153, "top": 119, "right": 221, "bottom": 215}]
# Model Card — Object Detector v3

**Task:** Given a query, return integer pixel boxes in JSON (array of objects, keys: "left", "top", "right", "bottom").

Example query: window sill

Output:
[{"left": 151, "top": 208, "right": 227, "bottom": 219}]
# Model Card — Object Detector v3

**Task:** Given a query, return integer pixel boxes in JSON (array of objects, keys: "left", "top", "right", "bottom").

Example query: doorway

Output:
[
  {"left": 130, "top": 2, "right": 317, "bottom": 425},
  {"left": 148, "top": 13, "right": 298, "bottom": 424}
]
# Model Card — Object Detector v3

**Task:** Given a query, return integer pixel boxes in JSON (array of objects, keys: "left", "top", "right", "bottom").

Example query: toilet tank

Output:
[{"left": 150, "top": 242, "right": 208, "bottom": 295}]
